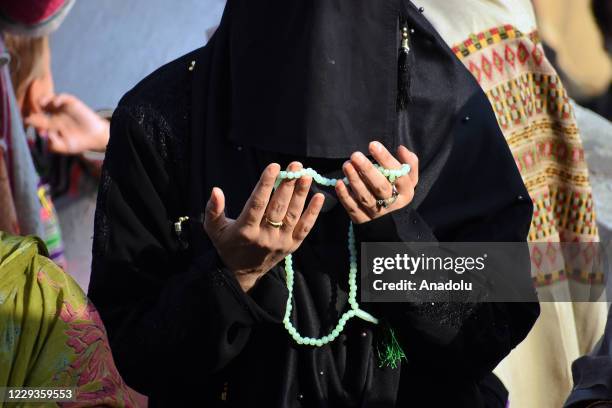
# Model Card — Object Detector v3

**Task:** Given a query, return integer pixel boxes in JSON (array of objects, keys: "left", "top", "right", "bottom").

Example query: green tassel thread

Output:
[{"left": 376, "top": 327, "right": 407, "bottom": 369}]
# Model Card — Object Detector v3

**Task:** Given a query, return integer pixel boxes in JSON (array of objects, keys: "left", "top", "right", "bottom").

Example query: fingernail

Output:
[
  {"left": 372, "top": 141, "right": 382, "bottom": 152},
  {"left": 352, "top": 152, "right": 366, "bottom": 163}
]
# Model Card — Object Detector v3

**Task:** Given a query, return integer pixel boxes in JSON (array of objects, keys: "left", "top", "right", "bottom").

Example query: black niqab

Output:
[{"left": 204, "top": 0, "right": 476, "bottom": 207}]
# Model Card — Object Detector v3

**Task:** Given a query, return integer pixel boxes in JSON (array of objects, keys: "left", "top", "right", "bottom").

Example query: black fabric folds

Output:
[{"left": 210, "top": 0, "right": 474, "bottom": 207}]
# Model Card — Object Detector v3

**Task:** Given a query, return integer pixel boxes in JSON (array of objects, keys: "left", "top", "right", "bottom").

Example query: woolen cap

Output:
[{"left": 0, "top": 0, "right": 75, "bottom": 37}]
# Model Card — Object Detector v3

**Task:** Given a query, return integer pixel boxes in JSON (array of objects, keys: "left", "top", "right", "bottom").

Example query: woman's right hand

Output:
[
  {"left": 204, "top": 162, "right": 325, "bottom": 292},
  {"left": 25, "top": 94, "right": 110, "bottom": 154}
]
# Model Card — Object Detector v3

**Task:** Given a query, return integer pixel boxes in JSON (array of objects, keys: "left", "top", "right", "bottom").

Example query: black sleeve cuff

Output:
[{"left": 199, "top": 251, "right": 288, "bottom": 324}]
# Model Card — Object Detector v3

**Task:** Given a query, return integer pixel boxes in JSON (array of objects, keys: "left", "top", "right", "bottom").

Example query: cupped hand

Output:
[
  {"left": 204, "top": 162, "right": 325, "bottom": 292},
  {"left": 24, "top": 93, "right": 110, "bottom": 154},
  {"left": 335, "top": 141, "right": 419, "bottom": 224}
]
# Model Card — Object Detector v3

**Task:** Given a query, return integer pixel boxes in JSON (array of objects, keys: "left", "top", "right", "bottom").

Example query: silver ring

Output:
[{"left": 376, "top": 184, "right": 399, "bottom": 209}]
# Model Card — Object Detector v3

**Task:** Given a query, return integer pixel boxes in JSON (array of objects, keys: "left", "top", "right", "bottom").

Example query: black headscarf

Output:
[{"left": 192, "top": 0, "right": 480, "bottom": 216}]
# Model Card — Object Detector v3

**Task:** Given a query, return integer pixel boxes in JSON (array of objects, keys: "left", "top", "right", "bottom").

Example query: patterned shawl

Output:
[
  {"left": 0, "top": 232, "right": 146, "bottom": 407},
  {"left": 421, "top": 1, "right": 607, "bottom": 407}
]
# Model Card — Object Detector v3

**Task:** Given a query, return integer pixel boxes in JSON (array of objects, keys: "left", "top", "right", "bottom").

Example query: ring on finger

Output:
[
  {"left": 264, "top": 216, "right": 284, "bottom": 228},
  {"left": 376, "top": 184, "right": 399, "bottom": 210}
]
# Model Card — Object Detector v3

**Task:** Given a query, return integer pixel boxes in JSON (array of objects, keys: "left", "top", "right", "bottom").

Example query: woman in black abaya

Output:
[{"left": 89, "top": 1, "right": 539, "bottom": 406}]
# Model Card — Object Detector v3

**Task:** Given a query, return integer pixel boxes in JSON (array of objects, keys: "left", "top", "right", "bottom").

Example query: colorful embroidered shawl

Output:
[
  {"left": 420, "top": 1, "right": 608, "bottom": 407},
  {"left": 452, "top": 23, "right": 606, "bottom": 408},
  {"left": 0, "top": 232, "right": 146, "bottom": 407}
]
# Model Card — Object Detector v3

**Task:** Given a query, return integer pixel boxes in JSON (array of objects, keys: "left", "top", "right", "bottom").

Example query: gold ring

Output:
[{"left": 265, "top": 216, "right": 284, "bottom": 228}]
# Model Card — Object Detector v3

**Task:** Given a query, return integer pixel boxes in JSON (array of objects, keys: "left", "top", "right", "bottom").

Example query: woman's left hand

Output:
[{"left": 335, "top": 141, "right": 419, "bottom": 224}]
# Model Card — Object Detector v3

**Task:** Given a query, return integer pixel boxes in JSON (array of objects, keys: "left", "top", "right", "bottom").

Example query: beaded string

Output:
[{"left": 277, "top": 163, "right": 411, "bottom": 347}]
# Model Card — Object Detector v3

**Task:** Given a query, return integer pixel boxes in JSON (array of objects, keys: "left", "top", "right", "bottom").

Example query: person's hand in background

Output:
[{"left": 25, "top": 93, "right": 110, "bottom": 154}]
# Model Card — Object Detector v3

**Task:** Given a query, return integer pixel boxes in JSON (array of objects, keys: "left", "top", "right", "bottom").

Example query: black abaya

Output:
[{"left": 89, "top": 1, "right": 539, "bottom": 406}]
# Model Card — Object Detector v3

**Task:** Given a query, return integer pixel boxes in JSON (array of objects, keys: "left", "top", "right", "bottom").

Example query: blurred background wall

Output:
[{"left": 51, "top": 0, "right": 224, "bottom": 110}]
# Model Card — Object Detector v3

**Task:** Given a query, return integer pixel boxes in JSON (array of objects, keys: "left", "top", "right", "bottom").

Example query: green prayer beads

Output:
[
  {"left": 279, "top": 163, "right": 411, "bottom": 347},
  {"left": 277, "top": 164, "right": 410, "bottom": 188}
]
